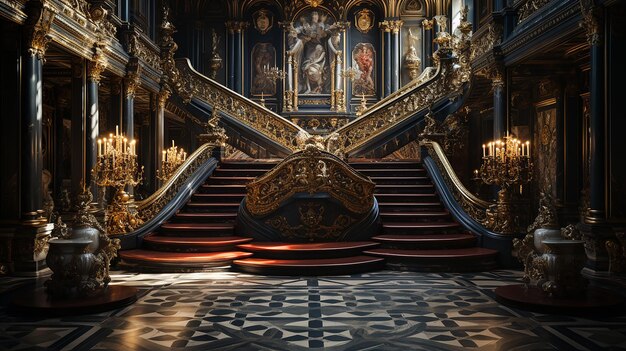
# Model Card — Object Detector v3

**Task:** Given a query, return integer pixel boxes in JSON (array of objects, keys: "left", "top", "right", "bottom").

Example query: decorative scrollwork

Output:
[
  {"left": 246, "top": 144, "right": 376, "bottom": 217},
  {"left": 265, "top": 203, "right": 355, "bottom": 242},
  {"left": 470, "top": 22, "right": 502, "bottom": 61}
]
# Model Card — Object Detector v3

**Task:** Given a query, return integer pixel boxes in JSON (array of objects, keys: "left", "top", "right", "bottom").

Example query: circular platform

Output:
[
  {"left": 11, "top": 285, "right": 137, "bottom": 316},
  {"left": 495, "top": 284, "right": 624, "bottom": 315}
]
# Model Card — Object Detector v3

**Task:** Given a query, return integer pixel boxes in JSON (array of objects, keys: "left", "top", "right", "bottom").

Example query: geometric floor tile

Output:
[{"left": 0, "top": 269, "right": 625, "bottom": 350}]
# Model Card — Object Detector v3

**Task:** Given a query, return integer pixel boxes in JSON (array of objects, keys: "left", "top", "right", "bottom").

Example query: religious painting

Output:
[
  {"left": 253, "top": 9, "right": 273, "bottom": 35},
  {"left": 286, "top": 9, "right": 339, "bottom": 95},
  {"left": 535, "top": 107, "right": 557, "bottom": 199},
  {"left": 355, "top": 9, "right": 374, "bottom": 33},
  {"left": 251, "top": 43, "right": 276, "bottom": 96},
  {"left": 352, "top": 43, "right": 376, "bottom": 96}
]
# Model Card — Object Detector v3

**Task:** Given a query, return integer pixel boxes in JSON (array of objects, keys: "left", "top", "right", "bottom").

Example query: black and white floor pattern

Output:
[{"left": 1, "top": 270, "right": 625, "bottom": 350}]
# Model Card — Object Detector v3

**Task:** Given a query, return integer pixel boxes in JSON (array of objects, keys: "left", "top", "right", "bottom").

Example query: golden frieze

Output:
[{"left": 246, "top": 144, "right": 375, "bottom": 217}]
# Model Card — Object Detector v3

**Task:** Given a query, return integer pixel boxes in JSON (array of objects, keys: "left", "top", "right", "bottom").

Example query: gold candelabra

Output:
[
  {"left": 92, "top": 126, "right": 144, "bottom": 235},
  {"left": 479, "top": 135, "right": 533, "bottom": 234},
  {"left": 341, "top": 67, "right": 368, "bottom": 116},
  {"left": 261, "top": 65, "right": 286, "bottom": 107},
  {"left": 157, "top": 140, "right": 187, "bottom": 181}
]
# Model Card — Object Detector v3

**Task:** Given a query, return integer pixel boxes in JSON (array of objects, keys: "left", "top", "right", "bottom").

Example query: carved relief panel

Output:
[
  {"left": 351, "top": 43, "right": 376, "bottom": 96},
  {"left": 535, "top": 105, "right": 558, "bottom": 199}
]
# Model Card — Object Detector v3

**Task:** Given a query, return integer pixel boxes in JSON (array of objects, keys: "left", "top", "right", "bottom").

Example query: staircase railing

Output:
[
  {"left": 117, "top": 143, "right": 220, "bottom": 249},
  {"left": 420, "top": 139, "right": 523, "bottom": 267},
  {"left": 420, "top": 139, "right": 490, "bottom": 223},
  {"left": 175, "top": 59, "right": 309, "bottom": 153}
]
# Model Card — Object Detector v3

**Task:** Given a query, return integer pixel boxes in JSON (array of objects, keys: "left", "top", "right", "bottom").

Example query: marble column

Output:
[
  {"left": 226, "top": 21, "right": 248, "bottom": 94},
  {"left": 491, "top": 68, "right": 506, "bottom": 140},
  {"left": 15, "top": 1, "right": 55, "bottom": 275},
  {"left": 155, "top": 87, "right": 170, "bottom": 186},
  {"left": 86, "top": 58, "right": 105, "bottom": 196},
  {"left": 390, "top": 20, "right": 403, "bottom": 93},
  {"left": 123, "top": 60, "right": 141, "bottom": 139},
  {"left": 422, "top": 19, "right": 434, "bottom": 69},
  {"left": 379, "top": 21, "right": 392, "bottom": 97},
  {"left": 71, "top": 58, "right": 87, "bottom": 199}
]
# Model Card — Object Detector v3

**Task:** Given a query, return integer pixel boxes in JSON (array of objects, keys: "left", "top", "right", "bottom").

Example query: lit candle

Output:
[
  {"left": 482, "top": 144, "right": 486, "bottom": 157},
  {"left": 162, "top": 150, "right": 166, "bottom": 162},
  {"left": 184, "top": 152, "right": 187, "bottom": 161},
  {"left": 172, "top": 140, "right": 175, "bottom": 148},
  {"left": 116, "top": 125, "right": 119, "bottom": 136},
  {"left": 97, "top": 139, "right": 102, "bottom": 156},
  {"left": 474, "top": 169, "right": 478, "bottom": 178},
  {"left": 526, "top": 141, "right": 530, "bottom": 157}
]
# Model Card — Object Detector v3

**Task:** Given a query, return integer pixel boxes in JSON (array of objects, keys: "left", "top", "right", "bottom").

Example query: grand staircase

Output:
[{"left": 120, "top": 160, "right": 497, "bottom": 274}]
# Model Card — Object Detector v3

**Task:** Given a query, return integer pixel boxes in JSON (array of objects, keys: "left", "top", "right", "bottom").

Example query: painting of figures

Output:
[{"left": 352, "top": 43, "right": 376, "bottom": 96}]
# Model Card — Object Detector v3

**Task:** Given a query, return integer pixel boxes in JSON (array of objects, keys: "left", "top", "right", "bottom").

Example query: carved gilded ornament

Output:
[
  {"left": 24, "top": 2, "right": 56, "bottom": 60},
  {"left": 579, "top": 0, "right": 602, "bottom": 46},
  {"left": 128, "top": 33, "right": 162, "bottom": 72},
  {"left": 379, "top": 19, "right": 403, "bottom": 33},
  {"left": 266, "top": 203, "right": 355, "bottom": 242},
  {"left": 124, "top": 62, "right": 142, "bottom": 98},
  {"left": 470, "top": 23, "right": 502, "bottom": 61},
  {"left": 517, "top": 0, "right": 552, "bottom": 24},
  {"left": 355, "top": 9, "right": 374, "bottom": 34},
  {"left": 246, "top": 145, "right": 376, "bottom": 217}
]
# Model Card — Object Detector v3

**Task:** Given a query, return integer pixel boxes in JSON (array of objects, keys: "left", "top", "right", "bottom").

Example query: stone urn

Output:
[
  {"left": 45, "top": 239, "right": 96, "bottom": 298},
  {"left": 533, "top": 228, "right": 562, "bottom": 254},
  {"left": 71, "top": 224, "right": 100, "bottom": 254},
  {"left": 541, "top": 239, "right": 588, "bottom": 298}
]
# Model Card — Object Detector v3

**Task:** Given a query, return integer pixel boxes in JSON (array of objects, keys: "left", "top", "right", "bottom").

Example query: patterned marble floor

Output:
[{"left": 1, "top": 269, "right": 626, "bottom": 350}]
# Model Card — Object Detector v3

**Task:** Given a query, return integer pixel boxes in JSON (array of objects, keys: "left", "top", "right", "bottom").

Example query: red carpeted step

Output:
[
  {"left": 363, "top": 247, "right": 498, "bottom": 272},
  {"left": 185, "top": 202, "right": 241, "bottom": 212},
  {"left": 372, "top": 234, "right": 476, "bottom": 249},
  {"left": 378, "top": 202, "right": 444, "bottom": 211},
  {"left": 200, "top": 184, "right": 247, "bottom": 194},
  {"left": 237, "top": 241, "right": 380, "bottom": 259},
  {"left": 375, "top": 184, "right": 435, "bottom": 194},
  {"left": 218, "top": 161, "right": 278, "bottom": 169},
  {"left": 120, "top": 250, "right": 253, "bottom": 271},
  {"left": 350, "top": 161, "right": 422, "bottom": 169},
  {"left": 357, "top": 169, "right": 427, "bottom": 177},
  {"left": 159, "top": 222, "right": 235, "bottom": 236},
  {"left": 192, "top": 193, "right": 245, "bottom": 202},
  {"left": 213, "top": 168, "right": 269, "bottom": 177},
  {"left": 375, "top": 193, "right": 438, "bottom": 202},
  {"left": 369, "top": 176, "right": 430, "bottom": 185},
  {"left": 205, "top": 176, "right": 256, "bottom": 185},
  {"left": 172, "top": 212, "right": 238, "bottom": 223},
  {"left": 380, "top": 211, "right": 450, "bottom": 222},
  {"left": 232, "top": 256, "right": 385, "bottom": 276},
  {"left": 382, "top": 221, "right": 460, "bottom": 234},
  {"left": 144, "top": 235, "right": 253, "bottom": 252}
]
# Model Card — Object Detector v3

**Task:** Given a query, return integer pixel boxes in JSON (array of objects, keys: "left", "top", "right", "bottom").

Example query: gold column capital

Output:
[
  {"left": 24, "top": 2, "right": 56, "bottom": 61},
  {"left": 579, "top": 0, "right": 602, "bottom": 46},
  {"left": 124, "top": 60, "right": 142, "bottom": 97},
  {"left": 422, "top": 19, "right": 434, "bottom": 30},
  {"left": 87, "top": 42, "right": 108, "bottom": 83},
  {"left": 158, "top": 85, "right": 171, "bottom": 108},
  {"left": 225, "top": 20, "right": 249, "bottom": 33}
]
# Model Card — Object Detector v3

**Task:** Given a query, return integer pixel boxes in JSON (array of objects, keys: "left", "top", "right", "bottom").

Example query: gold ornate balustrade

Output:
[
  {"left": 135, "top": 142, "right": 216, "bottom": 223},
  {"left": 175, "top": 59, "right": 309, "bottom": 152},
  {"left": 246, "top": 144, "right": 376, "bottom": 217},
  {"left": 420, "top": 139, "right": 492, "bottom": 225}
]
